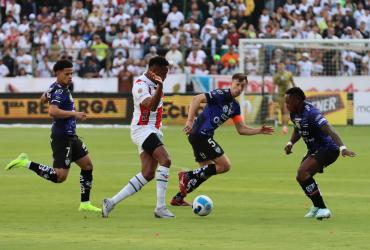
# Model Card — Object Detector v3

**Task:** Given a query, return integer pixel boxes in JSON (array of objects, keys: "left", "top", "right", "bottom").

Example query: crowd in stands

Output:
[{"left": 0, "top": 0, "right": 369, "bottom": 78}]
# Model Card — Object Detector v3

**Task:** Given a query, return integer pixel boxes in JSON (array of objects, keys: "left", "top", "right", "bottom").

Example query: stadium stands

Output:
[{"left": 0, "top": 0, "right": 369, "bottom": 77}]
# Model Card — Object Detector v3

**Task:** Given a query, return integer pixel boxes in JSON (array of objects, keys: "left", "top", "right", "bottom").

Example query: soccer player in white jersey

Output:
[{"left": 102, "top": 56, "right": 175, "bottom": 218}]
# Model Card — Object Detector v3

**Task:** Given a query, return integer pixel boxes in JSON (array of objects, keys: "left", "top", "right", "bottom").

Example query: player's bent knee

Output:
[
  {"left": 159, "top": 157, "right": 171, "bottom": 168},
  {"left": 57, "top": 175, "right": 67, "bottom": 183},
  {"left": 142, "top": 170, "right": 155, "bottom": 181},
  {"left": 296, "top": 172, "right": 310, "bottom": 183},
  {"left": 82, "top": 164, "right": 93, "bottom": 170}
]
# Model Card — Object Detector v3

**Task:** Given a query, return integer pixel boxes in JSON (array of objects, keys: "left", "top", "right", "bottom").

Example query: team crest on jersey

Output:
[
  {"left": 65, "top": 159, "right": 71, "bottom": 166},
  {"left": 56, "top": 89, "right": 63, "bottom": 94},
  {"left": 138, "top": 88, "right": 143, "bottom": 93}
]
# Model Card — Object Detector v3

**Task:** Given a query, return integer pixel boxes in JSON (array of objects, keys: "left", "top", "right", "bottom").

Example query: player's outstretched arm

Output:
[
  {"left": 49, "top": 105, "right": 87, "bottom": 121},
  {"left": 183, "top": 94, "right": 207, "bottom": 134},
  {"left": 285, "top": 127, "right": 300, "bottom": 155},
  {"left": 320, "top": 124, "right": 356, "bottom": 157},
  {"left": 233, "top": 120, "right": 274, "bottom": 136}
]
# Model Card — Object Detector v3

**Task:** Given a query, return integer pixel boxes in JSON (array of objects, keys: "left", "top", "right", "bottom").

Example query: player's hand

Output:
[
  {"left": 183, "top": 120, "right": 193, "bottom": 135},
  {"left": 75, "top": 112, "right": 87, "bottom": 121},
  {"left": 285, "top": 142, "right": 293, "bottom": 155},
  {"left": 259, "top": 125, "right": 274, "bottom": 135},
  {"left": 342, "top": 149, "right": 356, "bottom": 157},
  {"left": 147, "top": 71, "right": 163, "bottom": 86}
]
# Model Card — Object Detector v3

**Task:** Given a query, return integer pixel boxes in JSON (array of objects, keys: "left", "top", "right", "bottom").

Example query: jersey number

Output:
[
  {"left": 208, "top": 138, "right": 216, "bottom": 148},
  {"left": 66, "top": 146, "right": 71, "bottom": 158}
]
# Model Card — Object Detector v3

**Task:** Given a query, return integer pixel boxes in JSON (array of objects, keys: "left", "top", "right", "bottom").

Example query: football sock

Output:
[
  {"left": 186, "top": 178, "right": 206, "bottom": 194},
  {"left": 156, "top": 166, "right": 170, "bottom": 208},
  {"left": 300, "top": 177, "right": 326, "bottom": 209},
  {"left": 188, "top": 164, "right": 217, "bottom": 179},
  {"left": 80, "top": 170, "right": 92, "bottom": 202},
  {"left": 111, "top": 172, "right": 148, "bottom": 204},
  {"left": 28, "top": 162, "right": 58, "bottom": 183}
]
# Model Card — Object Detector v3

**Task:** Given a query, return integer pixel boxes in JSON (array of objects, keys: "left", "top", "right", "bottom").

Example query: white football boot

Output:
[
  {"left": 154, "top": 206, "right": 175, "bottom": 218},
  {"left": 315, "top": 208, "right": 332, "bottom": 220},
  {"left": 304, "top": 206, "right": 319, "bottom": 218},
  {"left": 102, "top": 198, "right": 115, "bottom": 218}
]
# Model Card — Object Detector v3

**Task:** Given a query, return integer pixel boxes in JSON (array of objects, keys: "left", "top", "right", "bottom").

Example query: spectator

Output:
[
  {"left": 36, "top": 56, "right": 54, "bottom": 77},
  {"left": 2, "top": 48, "right": 16, "bottom": 76},
  {"left": 163, "top": 5, "right": 184, "bottom": 30},
  {"left": 82, "top": 57, "right": 100, "bottom": 78},
  {"left": 91, "top": 35, "right": 109, "bottom": 67},
  {"left": 221, "top": 58, "right": 238, "bottom": 75},
  {"left": 117, "top": 62, "right": 134, "bottom": 93},
  {"left": 206, "top": 30, "right": 222, "bottom": 59},
  {"left": 297, "top": 52, "right": 313, "bottom": 77},
  {"left": 343, "top": 54, "right": 356, "bottom": 76},
  {"left": 186, "top": 43, "right": 206, "bottom": 74},
  {"left": 144, "top": 46, "right": 158, "bottom": 62},
  {"left": 221, "top": 46, "right": 239, "bottom": 68},
  {"left": 0, "top": 58, "right": 10, "bottom": 76},
  {"left": 6, "top": 0, "right": 21, "bottom": 23},
  {"left": 165, "top": 43, "right": 183, "bottom": 73},
  {"left": 16, "top": 49, "right": 32, "bottom": 75},
  {"left": 112, "top": 51, "right": 126, "bottom": 76}
]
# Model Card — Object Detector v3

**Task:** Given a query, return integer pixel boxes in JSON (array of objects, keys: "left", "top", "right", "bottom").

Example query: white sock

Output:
[
  {"left": 111, "top": 172, "right": 148, "bottom": 204},
  {"left": 156, "top": 166, "right": 170, "bottom": 208}
]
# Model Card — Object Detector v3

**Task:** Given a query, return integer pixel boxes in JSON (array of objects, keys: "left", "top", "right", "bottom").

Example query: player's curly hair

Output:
[
  {"left": 53, "top": 59, "right": 73, "bottom": 72},
  {"left": 149, "top": 56, "right": 169, "bottom": 68},
  {"left": 286, "top": 87, "right": 306, "bottom": 100}
]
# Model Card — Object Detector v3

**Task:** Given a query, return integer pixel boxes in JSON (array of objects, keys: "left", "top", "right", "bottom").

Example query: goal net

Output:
[{"left": 238, "top": 39, "right": 370, "bottom": 125}]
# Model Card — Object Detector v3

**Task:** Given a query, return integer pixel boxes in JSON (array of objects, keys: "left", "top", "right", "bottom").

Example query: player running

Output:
[
  {"left": 284, "top": 87, "right": 356, "bottom": 219},
  {"left": 102, "top": 56, "right": 175, "bottom": 218},
  {"left": 5, "top": 59, "right": 101, "bottom": 213},
  {"left": 171, "top": 73, "right": 274, "bottom": 206}
]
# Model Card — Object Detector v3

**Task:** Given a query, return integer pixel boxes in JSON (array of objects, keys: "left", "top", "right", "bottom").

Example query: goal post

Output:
[{"left": 238, "top": 39, "right": 370, "bottom": 125}]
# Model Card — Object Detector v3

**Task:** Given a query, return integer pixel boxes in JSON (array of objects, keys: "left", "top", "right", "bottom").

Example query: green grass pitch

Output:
[{"left": 0, "top": 126, "right": 369, "bottom": 250}]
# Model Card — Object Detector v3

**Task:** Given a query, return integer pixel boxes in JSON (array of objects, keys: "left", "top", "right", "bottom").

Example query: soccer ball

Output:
[{"left": 192, "top": 195, "right": 213, "bottom": 216}]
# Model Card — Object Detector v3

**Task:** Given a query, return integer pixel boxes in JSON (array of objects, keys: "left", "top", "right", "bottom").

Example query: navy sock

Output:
[
  {"left": 80, "top": 170, "right": 92, "bottom": 202},
  {"left": 28, "top": 162, "right": 58, "bottom": 183},
  {"left": 300, "top": 177, "right": 326, "bottom": 209}
]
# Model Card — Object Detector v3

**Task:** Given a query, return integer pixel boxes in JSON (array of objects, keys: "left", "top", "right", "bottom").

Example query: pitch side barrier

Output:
[
  {"left": 0, "top": 93, "right": 133, "bottom": 124},
  {"left": 0, "top": 92, "right": 354, "bottom": 125}
]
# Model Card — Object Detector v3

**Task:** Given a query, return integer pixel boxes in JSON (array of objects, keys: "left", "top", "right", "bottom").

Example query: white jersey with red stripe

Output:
[{"left": 130, "top": 74, "right": 163, "bottom": 152}]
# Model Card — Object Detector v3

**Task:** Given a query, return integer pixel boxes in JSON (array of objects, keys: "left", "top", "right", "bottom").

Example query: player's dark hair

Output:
[
  {"left": 53, "top": 59, "right": 73, "bottom": 72},
  {"left": 148, "top": 56, "right": 169, "bottom": 68},
  {"left": 232, "top": 73, "right": 248, "bottom": 82},
  {"left": 286, "top": 87, "right": 306, "bottom": 101}
]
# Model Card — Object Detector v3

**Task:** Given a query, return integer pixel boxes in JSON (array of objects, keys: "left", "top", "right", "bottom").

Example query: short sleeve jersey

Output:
[
  {"left": 192, "top": 88, "right": 241, "bottom": 136},
  {"left": 290, "top": 101, "right": 338, "bottom": 153},
  {"left": 131, "top": 74, "right": 163, "bottom": 129},
  {"left": 46, "top": 83, "right": 76, "bottom": 136}
]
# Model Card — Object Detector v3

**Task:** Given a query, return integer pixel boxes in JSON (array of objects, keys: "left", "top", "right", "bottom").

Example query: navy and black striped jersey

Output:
[
  {"left": 46, "top": 82, "right": 76, "bottom": 136},
  {"left": 191, "top": 88, "right": 241, "bottom": 137},
  {"left": 290, "top": 101, "right": 338, "bottom": 153}
]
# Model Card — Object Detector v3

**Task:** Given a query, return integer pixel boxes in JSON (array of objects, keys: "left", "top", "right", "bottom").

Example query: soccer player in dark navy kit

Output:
[
  {"left": 171, "top": 73, "right": 274, "bottom": 206},
  {"left": 5, "top": 59, "right": 101, "bottom": 213},
  {"left": 284, "top": 87, "right": 356, "bottom": 219}
]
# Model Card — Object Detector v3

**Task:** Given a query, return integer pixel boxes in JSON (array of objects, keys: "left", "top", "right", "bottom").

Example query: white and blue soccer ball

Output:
[{"left": 192, "top": 195, "right": 213, "bottom": 216}]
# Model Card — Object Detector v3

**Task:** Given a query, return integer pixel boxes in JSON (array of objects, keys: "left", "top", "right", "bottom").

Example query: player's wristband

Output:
[
  {"left": 339, "top": 145, "right": 347, "bottom": 153},
  {"left": 286, "top": 141, "right": 293, "bottom": 146}
]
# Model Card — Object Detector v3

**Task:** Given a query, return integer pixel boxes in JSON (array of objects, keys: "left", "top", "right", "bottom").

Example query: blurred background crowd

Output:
[{"left": 0, "top": 0, "right": 369, "bottom": 78}]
